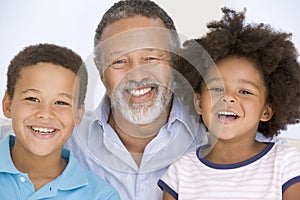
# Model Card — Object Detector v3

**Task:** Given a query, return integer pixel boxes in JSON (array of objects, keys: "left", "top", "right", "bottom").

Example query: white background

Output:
[{"left": 0, "top": 0, "right": 299, "bottom": 138}]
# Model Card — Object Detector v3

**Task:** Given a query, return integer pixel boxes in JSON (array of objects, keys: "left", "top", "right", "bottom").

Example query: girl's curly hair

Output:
[{"left": 176, "top": 7, "right": 300, "bottom": 138}]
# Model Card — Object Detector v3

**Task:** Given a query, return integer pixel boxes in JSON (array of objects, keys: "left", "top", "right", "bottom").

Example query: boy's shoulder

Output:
[
  {"left": 61, "top": 148, "right": 120, "bottom": 199},
  {"left": 0, "top": 119, "right": 13, "bottom": 140}
]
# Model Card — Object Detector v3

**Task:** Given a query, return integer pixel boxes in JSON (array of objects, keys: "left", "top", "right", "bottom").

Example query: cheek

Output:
[
  {"left": 10, "top": 102, "right": 31, "bottom": 119},
  {"left": 58, "top": 110, "right": 76, "bottom": 127},
  {"left": 155, "top": 67, "right": 172, "bottom": 86},
  {"left": 103, "top": 71, "right": 123, "bottom": 96}
]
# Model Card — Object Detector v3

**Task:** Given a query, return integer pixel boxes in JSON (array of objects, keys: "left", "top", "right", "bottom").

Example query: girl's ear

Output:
[
  {"left": 194, "top": 93, "right": 202, "bottom": 115},
  {"left": 2, "top": 93, "right": 12, "bottom": 118},
  {"left": 74, "top": 104, "right": 85, "bottom": 126},
  {"left": 260, "top": 104, "right": 274, "bottom": 122}
]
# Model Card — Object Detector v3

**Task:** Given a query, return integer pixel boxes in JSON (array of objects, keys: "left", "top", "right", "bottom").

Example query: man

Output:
[{"left": 65, "top": 0, "right": 205, "bottom": 199}]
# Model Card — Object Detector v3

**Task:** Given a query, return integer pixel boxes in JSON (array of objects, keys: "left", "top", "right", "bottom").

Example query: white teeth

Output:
[
  {"left": 32, "top": 127, "right": 55, "bottom": 134},
  {"left": 218, "top": 111, "right": 238, "bottom": 116},
  {"left": 130, "top": 87, "right": 152, "bottom": 97}
]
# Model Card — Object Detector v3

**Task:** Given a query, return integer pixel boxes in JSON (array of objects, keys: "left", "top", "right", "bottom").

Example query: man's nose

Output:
[{"left": 126, "top": 61, "right": 151, "bottom": 82}]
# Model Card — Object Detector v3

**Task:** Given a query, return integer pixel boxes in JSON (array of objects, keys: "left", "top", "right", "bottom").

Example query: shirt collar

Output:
[
  {"left": 0, "top": 135, "right": 88, "bottom": 190},
  {"left": 0, "top": 135, "right": 19, "bottom": 174},
  {"left": 94, "top": 94, "right": 199, "bottom": 141},
  {"left": 56, "top": 149, "right": 88, "bottom": 190}
]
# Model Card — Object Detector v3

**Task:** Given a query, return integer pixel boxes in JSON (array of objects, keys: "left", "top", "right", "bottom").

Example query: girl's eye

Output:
[
  {"left": 24, "top": 97, "right": 40, "bottom": 103},
  {"left": 240, "top": 90, "right": 252, "bottom": 95},
  {"left": 55, "top": 101, "right": 71, "bottom": 106}
]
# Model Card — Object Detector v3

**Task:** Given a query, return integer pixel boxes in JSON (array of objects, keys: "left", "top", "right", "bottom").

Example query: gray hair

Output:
[{"left": 93, "top": 0, "right": 180, "bottom": 70}]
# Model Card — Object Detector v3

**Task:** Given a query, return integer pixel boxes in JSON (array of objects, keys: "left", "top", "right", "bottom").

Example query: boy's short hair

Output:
[
  {"left": 177, "top": 8, "right": 300, "bottom": 137},
  {"left": 6, "top": 43, "right": 88, "bottom": 106}
]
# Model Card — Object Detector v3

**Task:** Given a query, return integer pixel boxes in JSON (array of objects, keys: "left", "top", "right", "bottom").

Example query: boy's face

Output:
[
  {"left": 195, "top": 57, "right": 273, "bottom": 141},
  {"left": 2, "top": 62, "right": 84, "bottom": 157}
]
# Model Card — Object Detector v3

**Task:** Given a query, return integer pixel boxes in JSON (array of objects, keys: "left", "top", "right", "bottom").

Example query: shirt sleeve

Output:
[
  {"left": 158, "top": 159, "right": 181, "bottom": 199},
  {"left": 282, "top": 145, "right": 300, "bottom": 192}
]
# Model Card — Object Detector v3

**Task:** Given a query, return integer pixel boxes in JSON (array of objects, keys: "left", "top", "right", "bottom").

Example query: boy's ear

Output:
[
  {"left": 74, "top": 104, "right": 85, "bottom": 126},
  {"left": 2, "top": 93, "right": 12, "bottom": 118},
  {"left": 194, "top": 93, "right": 202, "bottom": 115},
  {"left": 260, "top": 104, "right": 274, "bottom": 122}
]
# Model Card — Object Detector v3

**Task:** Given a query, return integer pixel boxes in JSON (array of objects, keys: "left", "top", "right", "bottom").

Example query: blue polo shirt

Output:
[{"left": 0, "top": 135, "right": 120, "bottom": 200}]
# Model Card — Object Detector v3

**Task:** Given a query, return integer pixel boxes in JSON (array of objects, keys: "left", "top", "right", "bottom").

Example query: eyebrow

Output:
[
  {"left": 22, "top": 89, "right": 74, "bottom": 100},
  {"left": 108, "top": 50, "right": 126, "bottom": 58},
  {"left": 22, "top": 88, "right": 40, "bottom": 94},
  {"left": 109, "top": 48, "right": 164, "bottom": 57},
  {"left": 239, "top": 79, "right": 260, "bottom": 90},
  {"left": 206, "top": 77, "right": 260, "bottom": 89}
]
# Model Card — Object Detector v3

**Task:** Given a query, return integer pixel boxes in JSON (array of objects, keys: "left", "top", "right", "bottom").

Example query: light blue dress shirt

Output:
[
  {"left": 65, "top": 95, "right": 207, "bottom": 200},
  {"left": 0, "top": 135, "right": 120, "bottom": 200}
]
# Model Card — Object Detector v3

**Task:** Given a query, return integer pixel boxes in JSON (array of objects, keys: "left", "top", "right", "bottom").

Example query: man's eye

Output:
[
  {"left": 145, "top": 57, "right": 160, "bottom": 62},
  {"left": 24, "top": 97, "right": 40, "bottom": 103},
  {"left": 110, "top": 59, "right": 128, "bottom": 68},
  {"left": 55, "top": 101, "right": 70, "bottom": 106}
]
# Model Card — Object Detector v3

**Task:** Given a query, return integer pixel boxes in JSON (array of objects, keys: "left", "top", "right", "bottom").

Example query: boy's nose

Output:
[{"left": 36, "top": 105, "right": 55, "bottom": 119}]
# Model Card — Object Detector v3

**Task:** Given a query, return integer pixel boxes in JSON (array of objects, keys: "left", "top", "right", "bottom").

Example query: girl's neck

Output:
[{"left": 204, "top": 138, "right": 267, "bottom": 164}]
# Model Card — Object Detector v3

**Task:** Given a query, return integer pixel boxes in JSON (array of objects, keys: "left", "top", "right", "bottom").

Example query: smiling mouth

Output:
[
  {"left": 217, "top": 111, "right": 239, "bottom": 122},
  {"left": 31, "top": 126, "right": 57, "bottom": 135},
  {"left": 128, "top": 86, "right": 155, "bottom": 97}
]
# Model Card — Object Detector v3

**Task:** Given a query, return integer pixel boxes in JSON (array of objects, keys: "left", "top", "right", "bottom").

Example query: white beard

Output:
[{"left": 111, "top": 79, "right": 172, "bottom": 125}]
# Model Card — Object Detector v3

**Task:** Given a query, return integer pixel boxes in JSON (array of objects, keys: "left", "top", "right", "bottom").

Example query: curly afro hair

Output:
[{"left": 176, "top": 7, "right": 300, "bottom": 138}]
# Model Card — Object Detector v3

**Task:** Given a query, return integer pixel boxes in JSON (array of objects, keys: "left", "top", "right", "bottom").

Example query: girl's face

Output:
[{"left": 195, "top": 56, "right": 273, "bottom": 141}]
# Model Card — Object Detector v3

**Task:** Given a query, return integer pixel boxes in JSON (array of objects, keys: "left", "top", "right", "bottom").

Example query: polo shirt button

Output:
[{"left": 19, "top": 176, "right": 26, "bottom": 183}]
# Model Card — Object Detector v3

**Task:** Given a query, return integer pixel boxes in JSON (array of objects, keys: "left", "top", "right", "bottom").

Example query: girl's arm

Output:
[
  {"left": 163, "top": 190, "right": 176, "bottom": 200},
  {"left": 283, "top": 182, "right": 300, "bottom": 200}
]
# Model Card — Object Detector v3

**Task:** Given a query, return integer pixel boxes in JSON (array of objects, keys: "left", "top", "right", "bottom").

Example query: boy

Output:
[
  {"left": 0, "top": 43, "right": 120, "bottom": 199},
  {"left": 158, "top": 8, "right": 300, "bottom": 199}
]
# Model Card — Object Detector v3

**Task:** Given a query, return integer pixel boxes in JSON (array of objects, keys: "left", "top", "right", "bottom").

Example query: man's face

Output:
[{"left": 98, "top": 15, "right": 173, "bottom": 125}]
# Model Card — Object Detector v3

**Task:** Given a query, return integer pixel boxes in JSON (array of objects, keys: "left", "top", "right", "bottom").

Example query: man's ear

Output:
[
  {"left": 2, "top": 93, "right": 12, "bottom": 118},
  {"left": 260, "top": 104, "right": 274, "bottom": 122},
  {"left": 74, "top": 104, "right": 85, "bottom": 126},
  {"left": 194, "top": 93, "right": 202, "bottom": 115}
]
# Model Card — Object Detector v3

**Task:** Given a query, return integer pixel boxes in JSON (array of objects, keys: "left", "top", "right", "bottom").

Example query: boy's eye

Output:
[
  {"left": 24, "top": 97, "right": 40, "bottom": 103},
  {"left": 55, "top": 101, "right": 71, "bottom": 106}
]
